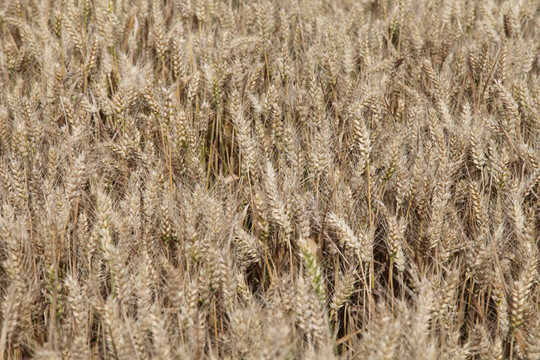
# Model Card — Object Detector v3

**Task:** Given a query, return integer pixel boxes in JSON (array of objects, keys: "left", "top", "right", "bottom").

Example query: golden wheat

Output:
[{"left": 1, "top": 0, "right": 540, "bottom": 358}]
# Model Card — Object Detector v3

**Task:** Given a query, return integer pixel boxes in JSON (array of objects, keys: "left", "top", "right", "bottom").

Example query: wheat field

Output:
[{"left": 1, "top": 0, "right": 540, "bottom": 358}]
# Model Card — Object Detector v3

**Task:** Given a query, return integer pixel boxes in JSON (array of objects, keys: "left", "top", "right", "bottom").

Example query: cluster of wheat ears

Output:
[{"left": 1, "top": 0, "right": 540, "bottom": 358}]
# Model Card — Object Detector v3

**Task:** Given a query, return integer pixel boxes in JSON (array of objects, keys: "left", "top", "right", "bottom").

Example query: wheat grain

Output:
[{"left": 2, "top": 0, "right": 540, "bottom": 358}]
